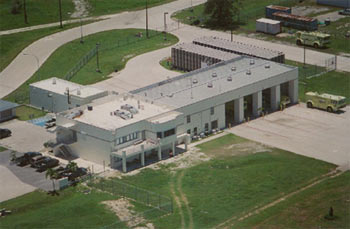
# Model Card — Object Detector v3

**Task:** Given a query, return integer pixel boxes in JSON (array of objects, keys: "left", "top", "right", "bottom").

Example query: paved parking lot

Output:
[
  {"left": 228, "top": 104, "right": 350, "bottom": 169},
  {"left": 0, "top": 150, "right": 54, "bottom": 203},
  {"left": 0, "top": 119, "right": 55, "bottom": 153}
]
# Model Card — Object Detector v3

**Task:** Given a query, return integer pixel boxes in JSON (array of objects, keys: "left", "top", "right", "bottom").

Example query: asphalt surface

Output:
[
  {"left": 1, "top": 0, "right": 349, "bottom": 99},
  {"left": 228, "top": 104, "right": 350, "bottom": 169},
  {"left": 0, "top": 150, "right": 54, "bottom": 203}
]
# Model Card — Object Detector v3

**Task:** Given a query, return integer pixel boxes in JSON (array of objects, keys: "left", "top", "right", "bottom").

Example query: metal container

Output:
[
  {"left": 272, "top": 12, "right": 318, "bottom": 31},
  {"left": 265, "top": 5, "right": 291, "bottom": 19},
  {"left": 256, "top": 18, "right": 282, "bottom": 35}
]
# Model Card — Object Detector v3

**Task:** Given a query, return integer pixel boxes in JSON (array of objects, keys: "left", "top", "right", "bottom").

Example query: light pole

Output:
[
  {"left": 58, "top": 0, "right": 63, "bottom": 28},
  {"left": 145, "top": 0, "right": 149, "bottom": 38},
  {"left": 164, "top": 12, "right": 168, "bottom": 40},
  {"left": 23, "top": 0, "right": 28, "bottom": 24},
  {"left": 96, "top": 43, "right": 101, "bottom": 73}
]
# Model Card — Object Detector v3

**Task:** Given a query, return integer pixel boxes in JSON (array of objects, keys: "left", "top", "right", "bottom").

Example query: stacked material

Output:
[
  {"left": 171, "top": 43, "right": 240, "bottom": 71},
  {"left": 193, "top": 36, "right": 285, "bottom": 63}
]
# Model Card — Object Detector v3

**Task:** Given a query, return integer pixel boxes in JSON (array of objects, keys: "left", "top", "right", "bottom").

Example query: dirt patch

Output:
[
  {"left": 292, "top": 6, "right": 330, "bottom": 17},
  {"left": 206, "top": 141, "right": 272, "bottom": 158},
  {"left": 71, "top": 0, "right": 89, "bottom": 18},
  {"left": 122, "top": 54, "right": 136, "bottom": 62},
  {"left": 102, "top": 199, "right": 154, "bottom": 228}
]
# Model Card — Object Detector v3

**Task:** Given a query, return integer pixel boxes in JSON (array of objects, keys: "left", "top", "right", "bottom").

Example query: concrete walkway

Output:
[{"left": 1, "top": 0, "right": 349, "bottom": 99}]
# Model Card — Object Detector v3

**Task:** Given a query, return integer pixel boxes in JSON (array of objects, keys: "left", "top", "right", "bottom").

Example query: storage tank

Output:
[
  {"left": 265, "top": 5, "right": 291, "bottom": 19},
  {"left": 256, "top": 18, "right": 282, "bottom": 35}
]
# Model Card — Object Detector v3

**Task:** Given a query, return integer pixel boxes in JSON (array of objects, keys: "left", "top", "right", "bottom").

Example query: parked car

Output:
[
  {"left": 339, "top": 8, "right": 350, "bottom": 16},
  {"left": 0, "top": 128, "right": 11, "bottom": 139},
  {"left": 36, "top": 158, "right": 59, "bottom": 172},
  {"left": 16, "top": 152, "right": 42, "bottom": 167},
  {"left": 30, "top": 156, "right": 51, "bottom": 168}
]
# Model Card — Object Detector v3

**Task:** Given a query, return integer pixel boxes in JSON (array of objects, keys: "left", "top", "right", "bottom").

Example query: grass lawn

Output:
[
  {"left": 0, "top": 146, "right": 7, "bottom": 152},
  {"left": 0, "top": 0, "right": 175, "bottom": 31},
  {"left": 285, "top": 60, "right": 350, "bottom": 104},
  {"left": 173, "top": 0, "right": 347, "bottom": 54},
  {"left": 235, "top": 171, "right": 350, "bottom": 229},
  {"left": 0, "top": 187, "right": 125, "bottom": 228},
  {"left": 0, "top": 0, "right": 74, "bottom": 31},
  {"left": 116, "top": 134, "right": 336, "bottom": 228},
  {"left": 15, "top": 105, "right": 47, "bottom": 121},
  {"left": 159, "top": 57, "right": 186, "bottom": 73},
  {"left": 0, "top": 20, "right": 98, "bottom": 72},
  {"left": 4, "top": 29, "right": 179, "bottom": 104}
]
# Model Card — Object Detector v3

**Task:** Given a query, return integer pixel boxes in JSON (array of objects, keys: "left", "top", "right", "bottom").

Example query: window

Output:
[
  {"left": 187, "top": 129, "right": 191, "bottom": 134},
  {"left": 194, "top": 127, "right": 198, "bottom": 135},
  {"left": 210, "top": 107, "right": 214, "bottom": 115},
  {"left": 205, "top": 123, "right": 209, "bottom": 132},
  {"left": 211, "top": 120, "right": 218, "bottom": 130},
  {"left": 122, "top": 136, "right": 127, "bottom": 143},
  {"left": 186, "top": 115, "right": 191, "bottom": 123},
  {"left": 157, "top": 132, "right": 163, "bottom": 139},
  {"left": 164, "top": 128, "right": 175, "bottom": 137}
]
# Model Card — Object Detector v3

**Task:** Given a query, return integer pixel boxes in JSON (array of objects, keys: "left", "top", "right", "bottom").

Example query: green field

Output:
[
  {"left": 285, "top": 60, "right": 350, "bottom": 104},
  {"left": 118, "top": 134, "right": 336, "bottom": 228},
  {"left": 0, "top": 20, "right": 97, "bottom": 72},
  {"left": 0, "top": 146, "right": 7, "bottom": 152},
  {"left": 0, "top": 187, "right": 125, "bottom": 228},
  {"left": 4, "top": 29, "right": 179, "bottom": 104},
  {"left": 235, "top": 171, "right": 350, "bottom": 229},
  {"left": 0, "top": 0, "right": 174, "bottom": 31},
  {"left": 15, "top": 105, "right": 46, "bottom": 121},
  {"left": 0, "top": 0, "right": 74, "bottom": 31},
  {"left": 173, "top": 0, "right": 347, "bottom": 54}
]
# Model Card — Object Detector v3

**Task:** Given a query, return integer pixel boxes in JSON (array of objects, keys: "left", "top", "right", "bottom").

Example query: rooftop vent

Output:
[
  {"left": 246, "top": 70, "right": 251, "bottom": 75},
  {"left": 193, "top": 78, "right": 198, "bottom": 84},
  {"left": 231, "top": 67, "right": 236, "bottom": 71},
  {"left": 212, "top": 72, "right": 217, "bottom": 78},
  {"left": 227, "top": 76, "right": 232, "bottom": 81},
  {"left": 265, "top": 64, "right": 270, "bottom": 69},
  {"left": 250, "top": 59, "right": 255, "bottom": 65},
  {"left": 207, "top": 82, "right": 213, "bottom": 88},
  {"left": 168, "top": 93, "right": 174, "bottom": 97},
  {"left": 87, "top": 105, "right": 93, "bottom": 111},
  {"left": 52, "top": 78, "right": 56, "bottom": 85},
  {"left": 121, "top": 104, "right": 138, "bottom": 114},
  {"left": 114, "top": 109, "right": 133, "bottom": 120}
]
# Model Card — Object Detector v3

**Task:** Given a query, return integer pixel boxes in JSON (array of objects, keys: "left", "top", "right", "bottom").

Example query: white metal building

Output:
[
  {"left": 256, "top": 18, "right": 282, "bottom": 35},
  {"left": 55, "top": 56, "right": 298, "bottom": 172},
  {"left": 29, "top": 77, "right": 108, "bottom": 113}
]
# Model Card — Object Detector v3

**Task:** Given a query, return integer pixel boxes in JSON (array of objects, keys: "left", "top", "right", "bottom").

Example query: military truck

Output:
[
  {"left": 296, "top": 31, "right": 331, "bottom": 48},
  {"left": 305, "top": 92, "right": 346, "bottom": 112}
]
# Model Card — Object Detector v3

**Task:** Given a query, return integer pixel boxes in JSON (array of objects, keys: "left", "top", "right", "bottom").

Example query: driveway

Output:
[
  {"left": 0, "top": 119, "right": 55, "bottom": 153},
  {"left": 227, "top": 104, "right": 350, "bottom": 169},
  {"left": 1, "top": 0, "right": 350, "bottom": 99}
]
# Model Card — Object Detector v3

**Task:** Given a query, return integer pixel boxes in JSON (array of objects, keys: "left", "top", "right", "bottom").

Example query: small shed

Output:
[
  {"left": 265, "top": 5, "right": 291, "bottom": 19},
  {"left": 0, "top": 100, "right": 19, "bottom": 122},
  {"left": 256, "top": 18, "right": 282, "bottom": 35}
]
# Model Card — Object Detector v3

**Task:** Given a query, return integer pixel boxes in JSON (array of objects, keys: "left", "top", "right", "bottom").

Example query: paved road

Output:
[
  {"left": 1, "top": 0, "right": 349, "bottom": 99},
  {"left": 227, "top": 104, "right": 350, "bottom": 169}
]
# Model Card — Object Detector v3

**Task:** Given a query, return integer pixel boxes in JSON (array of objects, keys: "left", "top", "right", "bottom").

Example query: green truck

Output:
[
  {"left": 306, "top": 92, "right": 346, "bottom": 112},
  {"left": 296, "top": 31, "right": 331, "bottom": 48}
]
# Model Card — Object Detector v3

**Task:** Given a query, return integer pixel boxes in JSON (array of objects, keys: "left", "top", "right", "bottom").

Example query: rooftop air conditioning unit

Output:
[
  {"left": 207, "top": 82, "right": 213, "bottom": 88},
  {"left": 227, "top": 76, "right": 232, "bottom": 81},
  {"left": 231, "top": 67, "right": 236, "bottom": 71},
  {"left": 246, "top": 70, "right": 251, "bottom": 75}
]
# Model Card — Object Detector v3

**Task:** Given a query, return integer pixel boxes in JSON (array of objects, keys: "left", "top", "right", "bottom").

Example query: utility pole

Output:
[
  {"left": 96, "top": 43, "right": 101, "bottom": 73},
  {"left": 164, "top": 12, "right": 168, "bottom": 40},
  {"left": 58, "top": 0, "right": 63, "bottom": 28},
  {"left": 23, "top": 0, "right": 28, "bottom": 24},
  {"left": 146, "top": 0, "right": 149, "bottom": 38},
  {"left": 303, "top": 44, "right": 306, "bottom": 68},
  {"left": 231, "top": 29, "right": 233, "bottom": 42}
]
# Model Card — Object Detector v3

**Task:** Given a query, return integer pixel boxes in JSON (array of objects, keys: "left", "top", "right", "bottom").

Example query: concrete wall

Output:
[
  {"left": 30, "top": 86, "right": 107, "bottom": 113},
  {"left": 0, "top": 108, "right": 16, "bottom": 122}
]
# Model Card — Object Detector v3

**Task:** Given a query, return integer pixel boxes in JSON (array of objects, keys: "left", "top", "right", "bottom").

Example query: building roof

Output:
[
  {"left": 193, "top": 36, "right": 283, "bottom": 60},
  {"left": 132, "top": 57, "right": 297, "bottom": 108},
  {"left": 30, "top": 77, "right": 106, "bottom": 99},
  {"left": 256, "top": 18, "right": 281, "bottom": 25},
  {"left": 63, "top": 93, "right": 177, "bottom": 131},
  {"left": 0, "top": 100, "right": 19, "bottom": 111},
  {"left": 172, "top": 43, "right": 240, "bottom": 61}
]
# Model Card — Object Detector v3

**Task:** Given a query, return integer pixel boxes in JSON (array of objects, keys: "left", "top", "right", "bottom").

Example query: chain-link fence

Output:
[{"left": 87, "top": 177, "right": 173, "bottom": 228}]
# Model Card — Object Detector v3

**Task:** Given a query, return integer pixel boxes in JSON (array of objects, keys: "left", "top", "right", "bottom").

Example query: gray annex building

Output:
[{"left": 54, "top": 56, "right": 298, "bottom": 172}]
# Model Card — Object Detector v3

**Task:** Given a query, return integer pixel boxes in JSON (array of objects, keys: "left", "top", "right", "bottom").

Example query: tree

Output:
[
  {"left": 66, "top": 161, "right": 78, "bottom": 173},
  {"left": 204, "top": 0, "right": 243, "bottom": 28},
  {"left": 11, "top": 0, "right": 21, "bottom": 14},
  {"left": 46, "top": 168, "right": 58, "bottom": 195}
]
